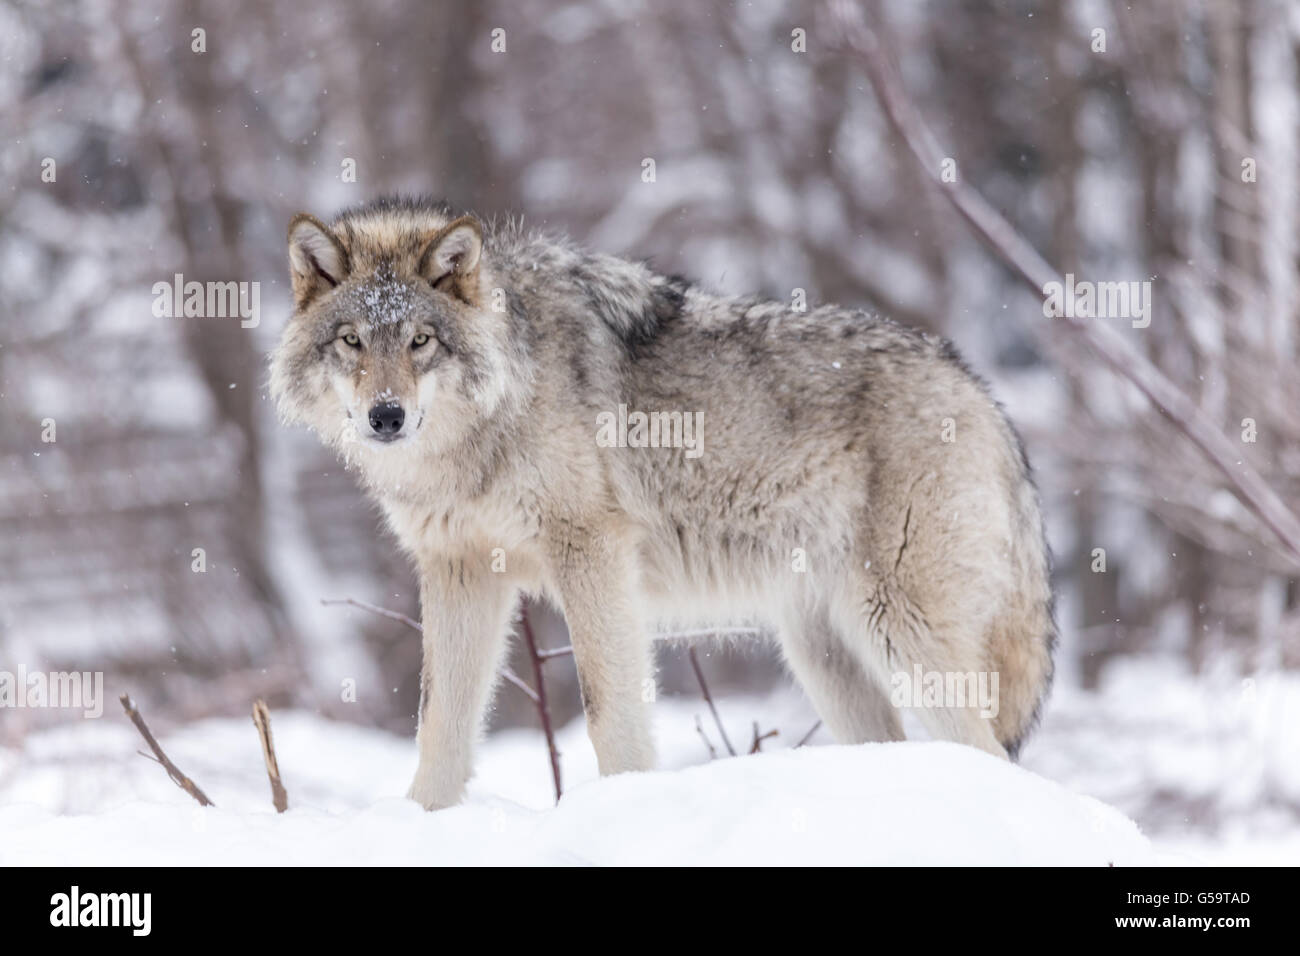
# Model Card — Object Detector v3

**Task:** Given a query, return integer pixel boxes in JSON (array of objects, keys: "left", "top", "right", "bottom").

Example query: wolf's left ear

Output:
[
  {"left": 288, "top": 213, "right": 349, "bottom": 308},
  {"left": 419, "top": 215, "right": 483, "bottom": 304}
]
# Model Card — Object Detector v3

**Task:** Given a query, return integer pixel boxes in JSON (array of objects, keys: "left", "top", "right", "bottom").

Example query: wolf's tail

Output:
[{"left": 988, "top": 474, "right": 1057, "bottom": 760}]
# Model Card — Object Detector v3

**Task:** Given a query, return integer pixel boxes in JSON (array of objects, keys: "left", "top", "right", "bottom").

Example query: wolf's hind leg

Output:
[
  {"left": 780, "top": 606, "right": 903, "bottom": 744},
  {"left": 831, "top": 575, "right": 1008, "bottom": 759}
]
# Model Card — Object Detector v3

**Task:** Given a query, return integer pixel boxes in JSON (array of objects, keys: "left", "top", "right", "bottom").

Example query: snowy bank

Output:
[{"left": 0, "top": 709, "right": 1151, "bottom": 865}]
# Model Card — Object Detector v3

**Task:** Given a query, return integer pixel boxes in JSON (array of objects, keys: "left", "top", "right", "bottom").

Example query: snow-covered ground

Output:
[
  {"left": 1022, "top": 658, "right": 1300, "bottom": 866},
  {"left": 1, "top": 657, "right": 1292, "bottom": 865},
  {"left": 0, "top": 699, "right": 1151, "bottom": 866}
]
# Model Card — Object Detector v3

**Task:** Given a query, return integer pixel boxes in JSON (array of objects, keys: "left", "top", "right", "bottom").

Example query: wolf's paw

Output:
[{"left": 406, "top": 775, "right": 460, "bottom": 811}]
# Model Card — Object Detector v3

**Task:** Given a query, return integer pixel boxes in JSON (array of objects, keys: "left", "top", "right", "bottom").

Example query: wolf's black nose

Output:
[{"left": 368, "top": 402, "right": 405, "bottom": 438}]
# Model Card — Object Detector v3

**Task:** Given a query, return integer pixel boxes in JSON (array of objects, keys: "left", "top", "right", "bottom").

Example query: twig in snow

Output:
[
  {"left": 520, "top": 602, "right": 563, "bottom": 804},
  {"left": 794, "top": 720, "right": 823, "bottom": 749},
  {"left": 251, "top": 699, "right": 289, "bottom": 813},
  {"left": 688, "top": 646, "right": 736, "bottom": 757},
  {"left": 749, "top": 721, "right": 779, "bottom": 754},
  {"left": 694, "top": 714, "right": 718, "bottom": 759},
  {"left": 119, "top": 693, "right": 214, "bottom": 807}
]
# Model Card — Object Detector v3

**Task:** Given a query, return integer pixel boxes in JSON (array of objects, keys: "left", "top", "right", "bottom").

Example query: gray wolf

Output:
[{"left": 270, "top": 196, "right": 1055, "bottom": 809}]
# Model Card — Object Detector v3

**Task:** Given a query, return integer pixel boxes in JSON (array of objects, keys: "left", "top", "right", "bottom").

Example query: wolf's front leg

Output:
[
  {"left": 549, "top": 530, "right": 656, "bottom": 775},
  {"left": 407, "top": 555, "right": 517, "bottom": 810}
]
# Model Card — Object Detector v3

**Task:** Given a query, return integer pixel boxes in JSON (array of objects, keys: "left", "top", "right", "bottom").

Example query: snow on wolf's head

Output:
[{"left": 270, "top": 197, "right": 515, "bottom": 465}]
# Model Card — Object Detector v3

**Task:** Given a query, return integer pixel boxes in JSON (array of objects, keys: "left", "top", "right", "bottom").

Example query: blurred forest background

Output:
[{"left": 1, "top": 0, "right": 1298, "bottom": 856}]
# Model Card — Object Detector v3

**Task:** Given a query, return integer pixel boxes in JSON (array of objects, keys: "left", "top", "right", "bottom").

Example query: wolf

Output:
[{"left": 270, "top": 196, "right": 1056, "bottom": 810}]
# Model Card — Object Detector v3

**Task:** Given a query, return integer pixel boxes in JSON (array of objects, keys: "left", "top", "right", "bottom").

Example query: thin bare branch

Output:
[
  {"left": 119, "top": 694, "right": 214, "bottom": 807},
  {"left": 694, "top": 714, "right": 718, "bottom": 760},
  {"left": 520, "top": 602, "right": 563, "bottom": 803},
  {"left": 688, "top": 646, "right": 737, "bottom": 757},
  {"left": 251, "top": 699, "right": 289, "bottom": 813},
  {"left": 749, "top": 721, "right": 779, "bottom": 754},
  {"left": 320, "top": 596, "right": 420, "bottom": 632},
  {"left": 795, "top": 720, "right": 823, "bottom": 749},
  {"left": 501, "top": 669, "right": 540, "bottom": 703},
  {"left": 655, "top": 627, "right": 763, "bottom": 642}
]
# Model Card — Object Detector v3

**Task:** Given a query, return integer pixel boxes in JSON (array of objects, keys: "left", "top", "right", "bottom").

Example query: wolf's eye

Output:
[
  {"left": 342, "top": 332, "right": 361, "bottom": 348},
  {"left": 412, "top": 333, "right": 430, "bottom": 348}
]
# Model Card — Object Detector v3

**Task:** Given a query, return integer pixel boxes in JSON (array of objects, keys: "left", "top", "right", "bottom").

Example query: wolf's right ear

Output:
[{"left": 288, "top": 213, "right": 348, "bottom": 308}]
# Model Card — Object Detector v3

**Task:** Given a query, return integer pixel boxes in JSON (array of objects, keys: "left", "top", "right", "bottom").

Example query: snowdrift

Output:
[{"left": 0, "top": 710, "right": 1151, "bottom": 865}]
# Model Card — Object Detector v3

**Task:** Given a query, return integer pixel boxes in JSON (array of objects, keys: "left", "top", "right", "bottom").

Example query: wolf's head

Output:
[{"left": 270, "top": 198, "right": 516, "bottom": 460}]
